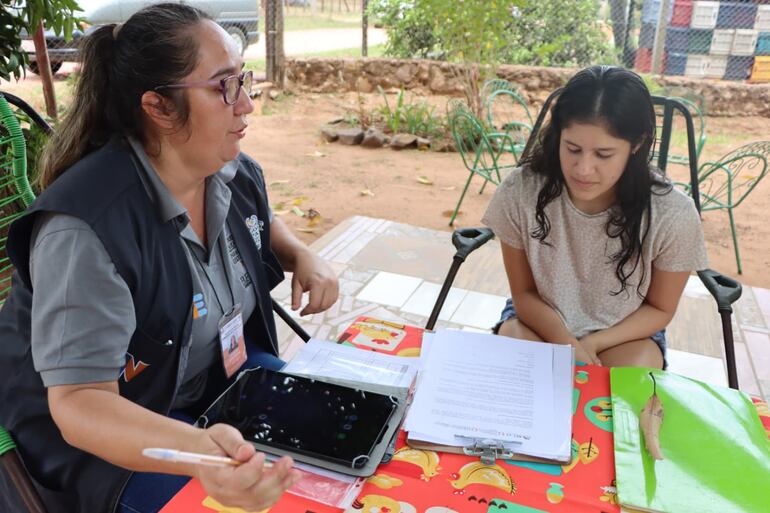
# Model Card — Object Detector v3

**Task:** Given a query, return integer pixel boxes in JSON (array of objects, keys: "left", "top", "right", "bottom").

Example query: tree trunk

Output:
[{"left": 32, "top": 22, "right": 57, "bottom": 120}]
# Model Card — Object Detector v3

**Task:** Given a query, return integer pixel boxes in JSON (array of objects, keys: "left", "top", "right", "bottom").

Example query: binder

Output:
[{"left": 611, "top": 367, "right": 770, "bottom": 513}]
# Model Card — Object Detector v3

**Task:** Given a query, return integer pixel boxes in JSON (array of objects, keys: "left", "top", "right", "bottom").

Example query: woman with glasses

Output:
[{"left": 0, "top": 3, "right": 338, "bottom": 513}]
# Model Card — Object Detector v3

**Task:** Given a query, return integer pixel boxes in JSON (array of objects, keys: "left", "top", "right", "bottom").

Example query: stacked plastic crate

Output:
[
  {"left": 751, "top": 4, "right": 770, "bottom": 82},
  {"left": 636, "top": 0, "right": 768, "bottom": 81}
]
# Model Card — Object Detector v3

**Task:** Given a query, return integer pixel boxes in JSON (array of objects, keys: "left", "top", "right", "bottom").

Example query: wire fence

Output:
[{"left": 21, "top": 0, "right": 770, "bottom": 85}]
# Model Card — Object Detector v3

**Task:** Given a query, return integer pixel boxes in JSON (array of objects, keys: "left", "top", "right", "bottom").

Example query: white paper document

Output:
[
  {"left": 405, "top": 330, "right": 574, "bottom": 461},
  {"left": 282, "top": 338, "right": 419, "bottom": 389}
]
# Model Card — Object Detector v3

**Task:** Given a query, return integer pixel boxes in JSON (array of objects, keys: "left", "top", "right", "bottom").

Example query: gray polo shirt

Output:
[{"left": 29, "top": 137, "right": 265, "bottom": 409}]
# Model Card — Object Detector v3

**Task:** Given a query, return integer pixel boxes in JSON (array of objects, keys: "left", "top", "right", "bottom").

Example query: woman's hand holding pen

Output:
[{"left": 193, "top": 423, "right": 301, "bottom": 511}]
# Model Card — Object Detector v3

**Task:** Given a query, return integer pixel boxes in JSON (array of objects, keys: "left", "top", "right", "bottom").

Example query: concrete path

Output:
[{"left": 244, "top": 27, "right": 387, "bottom": 59}]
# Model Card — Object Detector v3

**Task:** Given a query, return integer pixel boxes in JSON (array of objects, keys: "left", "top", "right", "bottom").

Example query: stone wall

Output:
[{"left": 285, "top": 58, "right": 770, "bottom": 117}]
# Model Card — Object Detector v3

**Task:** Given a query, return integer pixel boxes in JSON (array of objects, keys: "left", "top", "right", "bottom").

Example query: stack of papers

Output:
[{"left": 404, "top": 330, "right": 574, "bottom": 463}]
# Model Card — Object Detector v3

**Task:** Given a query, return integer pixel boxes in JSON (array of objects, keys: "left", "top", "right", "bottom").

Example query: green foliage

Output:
[
  {"left": 505, "top": 0, "right": 617, "bottom": 67},
  {"left": 366, "top": 0, "right": 439, "bottom": 59},
  {"left": 0, "top": 0, "right": 83, "bottom": 81},
  {"left": 370, "top": 0, "right": 617, "bottom": 68},
  {"left": 377, "top": 87, "right": 445, "bottom": 139}
]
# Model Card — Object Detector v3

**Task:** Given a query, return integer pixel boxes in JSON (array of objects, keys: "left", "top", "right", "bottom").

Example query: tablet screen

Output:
[{"left": 204, "top": 367, "right": 398, "bottom": 468}]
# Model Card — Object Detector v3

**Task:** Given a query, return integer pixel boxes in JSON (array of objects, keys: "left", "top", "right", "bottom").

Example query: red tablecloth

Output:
[{"left": 162, "top": 317, "right": 770, "bottom": 513}]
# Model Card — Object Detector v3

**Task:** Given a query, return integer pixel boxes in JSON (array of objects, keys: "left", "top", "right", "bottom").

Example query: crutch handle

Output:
[
  {"left": 697, "top": 269, "right": 742, "bottom": 312},
  {"left": 451, "top": 227, "right": 495, "bottom": 262}
]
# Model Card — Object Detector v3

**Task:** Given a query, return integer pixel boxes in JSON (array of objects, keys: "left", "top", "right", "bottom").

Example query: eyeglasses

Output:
[{"left": 154, "top": 70, "right": 253, "bottom": 105}]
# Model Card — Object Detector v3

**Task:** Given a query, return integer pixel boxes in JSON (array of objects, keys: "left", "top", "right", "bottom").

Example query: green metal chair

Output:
[
  {"left": 0, "top": 93, "right": 36, "bottom": 306},
  {"left": 652, "top": 93, "right": 707, "bottom": 170},
  {"left": 482, "top": 79, "right": 533, "bottom": 160},
  {"left": 447, "top": 106, "right": 518, "bottom": 226},
  {"left": 680, "top": 141, "right": 770, "bottom": 275}
]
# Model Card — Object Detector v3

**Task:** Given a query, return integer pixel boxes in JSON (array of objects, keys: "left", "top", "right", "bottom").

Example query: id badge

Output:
[{"left": 218, "top": 303, "right": 247, "bottom": 378}]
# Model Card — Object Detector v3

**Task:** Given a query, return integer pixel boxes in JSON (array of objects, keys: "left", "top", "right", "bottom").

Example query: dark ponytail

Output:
[{"left": 38, "top": 3, "right": 210, "bottom": 189}]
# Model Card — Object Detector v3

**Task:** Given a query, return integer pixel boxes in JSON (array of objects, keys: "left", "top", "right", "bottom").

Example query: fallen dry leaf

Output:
[
  {"left": 306, "top": 150, "right": 326, "bottom": 158},
  {"left": 441, "top": 186, "right": 457, "bottom": 191},
  {"left": 296, "top": 228, "right": 316, "bottom": 233},
  {"left": 292, "top": 197, "right": 308, "bottom": 206},
  {"left": 416, "top": 175, "right": 434, "bottom": 185},
  {"left": 360, "top": 189, "right": 375, "bottom": 197},
  {"left": 269, "top": 179, "right": 290, "bottom": 186},
  {"left": 291, "top": 206, "right": 305, "bottom": 217},
  {"left": 640, "top": 373, "right": 665, "bottom": 460},
  {"left": 306, "top": 208, "right": 322, "bottom": 227}
]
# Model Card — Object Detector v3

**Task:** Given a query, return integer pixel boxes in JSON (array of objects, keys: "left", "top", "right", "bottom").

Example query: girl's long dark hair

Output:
[
  {"left": 38, "top": 3, "right": 210, "bottom": 189},
  {"left": 520, "top": 65, "right": 671, "bottom": 297}
]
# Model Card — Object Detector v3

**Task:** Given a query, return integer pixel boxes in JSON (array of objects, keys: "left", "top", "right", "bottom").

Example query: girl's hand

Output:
[
  {"left": 193, "top": 424, "right": 300, "bottom": 511},
  {"left": 576, "top": 335, "right": 603, "bottom": 366}
]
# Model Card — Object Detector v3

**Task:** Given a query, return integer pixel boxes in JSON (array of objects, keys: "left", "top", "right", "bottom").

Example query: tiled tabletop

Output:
[{"left": 272, "top": 216, "right": 770, "bottom": 402}]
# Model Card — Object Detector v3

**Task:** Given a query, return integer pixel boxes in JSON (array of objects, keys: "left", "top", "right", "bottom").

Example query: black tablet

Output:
[{"left": 199, "top": 367, "right": 398, "bottom": 469}]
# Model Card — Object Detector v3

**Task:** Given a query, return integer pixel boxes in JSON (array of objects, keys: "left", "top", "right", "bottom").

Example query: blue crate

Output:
[
  {"left": 757, "top": 32, "right": 770, "bottom": 55},
  {"left": 716, "top": 2, "right": 758, "bottom": 29},
  {"left": 724, "top": 55, "right": 754, "bottom": 80},
  {"left": 665, "top": 26, "right": 690, "bottom": 52},
  {"left": 639, "top": 22, "right": 656, "bottom": 48},
  {"left": 665, "top": 52, "right": 688, "bottom": 75},
  {"left": 642, "top": 0, "right": 674, "bottom": 24}
]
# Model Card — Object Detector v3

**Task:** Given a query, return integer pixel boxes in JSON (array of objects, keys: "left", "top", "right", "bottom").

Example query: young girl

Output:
[{"left": 482, "top": 65, "right": 708, "bottom": 369}]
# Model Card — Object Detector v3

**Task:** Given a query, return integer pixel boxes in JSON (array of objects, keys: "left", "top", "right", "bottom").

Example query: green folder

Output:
[{"left": 611, "top": 367, "right": 770, "bottom": 513}]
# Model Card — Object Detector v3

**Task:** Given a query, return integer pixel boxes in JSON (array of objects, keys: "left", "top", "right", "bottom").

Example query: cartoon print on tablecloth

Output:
[
  {"left": 506, "top": 459, "right": 562, "bottom": 477},
  {"left": 575, "top": 370, "right": 589, "bottom": 384},
  {"left": 346, "top": 495, "right": 416, "bottom": 513},
  {"left": 201, "top": 495, "right": 262, "bottom": 513},
  {"left": 545, "top": 482, "right": 564, "bottom": 504},
  {"left": 599, "top": 479, "right": 618, "bottom": 506},
  {"left": 486, "top": 499, "right": 548, "bottom": 512},
  {"left": 390, "top": 447, "right": 441, "bottom": 481},
  {"left": 337, "top": 317, "right": 424, "bottom": 355},
  {"left": 753, "top": 398, "right": 770, "bottom": 437},
  {"left": 367, "top": 473, "right": 405, "bottom": 490},
  {"left": 424, "top": 507, "right": 460, "bottom": 513},
  {"left": 584, "top": 397, "right": 613, "bottom": 432},
  {"left": 449, "top": 462, "right": 516, "bottom": 496}
]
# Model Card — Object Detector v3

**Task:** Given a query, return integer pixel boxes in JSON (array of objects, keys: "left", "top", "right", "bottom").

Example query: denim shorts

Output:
[{"left": 492, "top": 298, "right": 667, "bottom": 367}]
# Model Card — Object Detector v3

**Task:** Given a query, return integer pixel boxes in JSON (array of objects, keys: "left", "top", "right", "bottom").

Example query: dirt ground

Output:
[
  {"left": 3, "top": 76, "right": 770, "bottom": 288},
  {"left": 243, "top": 91, "right": 770, "bottom": 289}
]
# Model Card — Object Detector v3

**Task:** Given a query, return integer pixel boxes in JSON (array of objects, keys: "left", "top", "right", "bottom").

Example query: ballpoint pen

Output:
[{"left": 142, "top": 448, "right": 274, "bottom": 468}]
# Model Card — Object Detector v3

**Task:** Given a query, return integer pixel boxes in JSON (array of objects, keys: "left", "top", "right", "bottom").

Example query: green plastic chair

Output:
[
  {"left": 0, "top": 94, "right": 48, "bottom": 513},
  {"left": 0, "top": 93, "right": 35, "bottom": 306},
  {"left": 447, "top": 107, "right": 518, "bottom": 226},
  {"left": 482, "top": 79, "right": 533, "bottom": 160},
  {"left": 680, "top": 141, "right": 770, "bottom": 275}
]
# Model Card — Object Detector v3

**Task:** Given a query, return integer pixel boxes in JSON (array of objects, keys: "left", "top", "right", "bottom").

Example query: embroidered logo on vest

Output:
[
  {"left": 192, "top": 293, "right": 207, "bottom": 319},
  {"left": 120, "top": 353, "right": 149, "bottom": 382},
  {"left": 245, "top": 214, "right": 264, "bottom": 250}
]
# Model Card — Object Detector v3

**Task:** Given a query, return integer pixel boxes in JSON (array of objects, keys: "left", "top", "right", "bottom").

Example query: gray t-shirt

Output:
[
  {"left": 30, "top": 138, "right": 264, "bottom": 409},
  {"left": 482, "top": 166, "right": 709, "bottom": 339}
]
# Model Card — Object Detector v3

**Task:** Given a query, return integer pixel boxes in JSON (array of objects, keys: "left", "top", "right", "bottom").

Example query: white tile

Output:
[
  {"left": 356, "top": 271, "right": 423, "bottom": 308},
  {"left": 401, "top": 282, "right": 468, "bottom": 320},
  {"left": 683, "top": 274, "right": 712, "bottom": 299},
  {"left": 449, "top": 291, "right": 508, "bottom": 330},
  {"left": 666, "top": 348, "right": 728, "bottom": 387}
]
